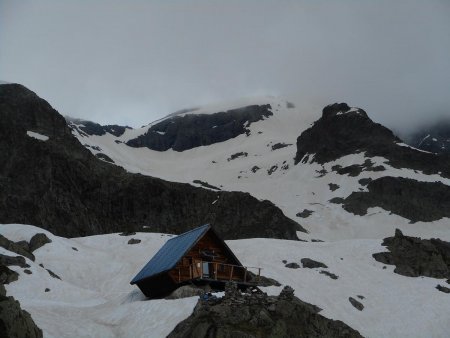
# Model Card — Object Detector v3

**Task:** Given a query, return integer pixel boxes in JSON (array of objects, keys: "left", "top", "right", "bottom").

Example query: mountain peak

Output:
[
  {"left": 322, "top": 102, "right": 368, "bottom": 119},
  {"left": 294, "top": 103, "right": 398, "bottom": 164}
]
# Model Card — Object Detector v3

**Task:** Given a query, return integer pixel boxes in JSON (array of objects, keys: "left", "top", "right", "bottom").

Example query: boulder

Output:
[
  {"left": 29, "top": 233, "right": 52, "bottom": 252},
  {"left": 301, "top": 258, "right": 328, "bottom": 269}
]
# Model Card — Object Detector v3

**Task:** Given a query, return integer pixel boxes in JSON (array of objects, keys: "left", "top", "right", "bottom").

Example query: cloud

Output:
[{"left": 1, "top": 0, "right": 449, "bottom": 132}]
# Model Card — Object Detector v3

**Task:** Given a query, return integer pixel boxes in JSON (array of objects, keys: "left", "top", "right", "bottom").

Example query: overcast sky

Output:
[{"left": 1, "top": 0, "right": 449, "bottom": 132}]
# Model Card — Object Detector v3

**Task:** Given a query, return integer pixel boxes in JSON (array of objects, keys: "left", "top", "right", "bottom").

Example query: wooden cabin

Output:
[{"left": 130, "top": 224, "right": 261, "bottom": 298}]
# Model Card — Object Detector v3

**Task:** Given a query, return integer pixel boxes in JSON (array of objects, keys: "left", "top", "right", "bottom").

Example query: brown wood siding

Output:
[{"left": 168, "top": 229, "right": 245, "bottom": 283}]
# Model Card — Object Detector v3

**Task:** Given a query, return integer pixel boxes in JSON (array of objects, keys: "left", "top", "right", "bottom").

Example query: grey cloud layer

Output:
[{"left": 1, "top": 0, "right": 449, "bottom": 132}]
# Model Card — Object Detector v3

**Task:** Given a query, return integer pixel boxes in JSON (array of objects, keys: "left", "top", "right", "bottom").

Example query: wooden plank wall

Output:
[{"left": 168, "top": 229, "right": 245, "bottom": 283}]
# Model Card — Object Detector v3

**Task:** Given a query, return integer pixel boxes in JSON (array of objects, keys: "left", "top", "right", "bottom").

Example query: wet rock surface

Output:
[
  {"left": 0, "top": 84, "right": 302, "bottom": 240},
  {"left": 339, "top": 177, "right": 450, "bottom": 223},
  {"left": 168, "top": 284, "right": 363, "bottom": 338},
  {"left": 126, "top": 104, "right": 273, "bottom": 152},
  {"left": 294, "top": 103, "right": 450, "bottom": 178},
  {"left": 373, "top": 229, "right": 450, "bottom": 279}
]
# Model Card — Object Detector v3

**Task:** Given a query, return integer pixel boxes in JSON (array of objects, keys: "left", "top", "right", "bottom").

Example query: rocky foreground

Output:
[{"left": 168, "top": 284, "right": 363, "bottom": 338}]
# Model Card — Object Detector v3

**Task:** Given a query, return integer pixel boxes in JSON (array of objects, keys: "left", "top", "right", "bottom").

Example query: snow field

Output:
[{"left": 2, "top": 224, "right": 449, "bottom": 337}]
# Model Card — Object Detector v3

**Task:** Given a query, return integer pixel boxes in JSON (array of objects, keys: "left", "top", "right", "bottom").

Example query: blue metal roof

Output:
[{"left": 130, "top": 224, "right": 210, "bottom": 284}]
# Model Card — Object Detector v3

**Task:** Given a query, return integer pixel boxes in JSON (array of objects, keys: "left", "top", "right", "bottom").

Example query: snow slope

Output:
[
  {"left": 2, "top": 224, "right": 449, "bottom": 338},
  {"left": 69, "top": 98, "right": 450, "bottom": 242}
]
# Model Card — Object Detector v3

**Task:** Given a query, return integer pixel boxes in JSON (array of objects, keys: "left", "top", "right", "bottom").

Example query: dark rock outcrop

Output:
[
  {"left": 294, "top": 103, "right": 450, "bottom": 178},
  {"left": 348, "top": 297, "right": 364, "bottom": 311},
  {"left": 373, "top": 229, "right": 450, "bottom": 279},
  {"left": 271, "top": 142, "right": 291, "bottom": 151},
  {"left": 436, "top": 284, "right": 450, "bottom": 294},
  {"left": 126, "top": 104, "right": 273, "bottom": 152},
  {"left": 66, "top": 117, "right": 130, "bottom": 137},
  {"left": 0, "top": 84, "right": 303, "bottom": 240},
  {"left": 301, "top": 258, "right": 328, "bottom": 269},
  {"left": 0, "top": 284, "right": 43, "bottom": 338},
  {"left": 127, "top": 238, "right": 141, "bottom": 245},
  {"left": 168, "top": 284, "right": 363, "bottom": 338},
  {"left": 46, "top": 269, "right": 61, "bottom": 280},
  {"left": 320, "top": 270, "right": 338, "bottom": 280},
  {"left": 338, "top": 177, "right": 450, "bottom": 223},
  {"left": 0, "top": 254, "right": 29, "bottom": 269},
  {"left": 296, "top": 209, "right": 313, "bottom": 218},
  {"left": 29, "top": 233, "right": 52, "bottom": 252},
  {"left": 0, "top": 265, "right": 19, "bottom": 284},
  {"left": 0, "top": 235, "right": 34, "bottom": 261},
  {"left": 285, "top": 262, "right": 300, "bottom": 269},
  {"left": 331, "top": 159, "right": 385, "bottom": 177},
  {"left": 328, "top": 183, "right": 340, "bottom": 191}
]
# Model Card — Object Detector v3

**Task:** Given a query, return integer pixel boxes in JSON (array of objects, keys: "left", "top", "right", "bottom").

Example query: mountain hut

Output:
[{"left": 130, "top": 224, "right": 261, "bottom": 298}]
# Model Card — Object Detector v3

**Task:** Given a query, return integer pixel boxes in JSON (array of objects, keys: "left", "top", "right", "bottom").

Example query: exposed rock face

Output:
[
  {"left": 338, "top": 177, "right": 450, "bottom": 223},
  {"left": 126, "top": 104, "right": 272, "bottom": 152},
  {"left": 373, "top": 229, "right": 450, "bottom": 279},
  {"left": 66, "top": 117, "right": 130, "bottom": 137},
  {"left": 294, "top": 103, "right": 450, "bottom": 178},
  {"left": 0, "top": 84, "right": 302, "bottom": 240},
  {"left": 127, "top": 238, "right": 141, "bottom": 245},
  {"left": 0, "top": 284, "right": 43, "bottom": 338},
  {"left": 168, "top": 284, "right": 363, "bottom": 338}
]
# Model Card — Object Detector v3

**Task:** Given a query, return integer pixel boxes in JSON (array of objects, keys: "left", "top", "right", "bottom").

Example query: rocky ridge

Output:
[
  {"left": 0, "top": 84, "right": 302, "bottom": 239},
  {"left": 126, "top": 104, "right": 273, "bottom": 151},
  {"left": 294, "top": 103, "right": 450, "bottom": 178}
]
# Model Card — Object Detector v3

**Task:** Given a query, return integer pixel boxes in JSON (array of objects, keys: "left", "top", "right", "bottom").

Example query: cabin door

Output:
[
  {"left": 192, "top": 259, "right": 202, "bottom": 278},
  {"left": 202, "top": 262, "right": 210, "bottom": 278}
]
